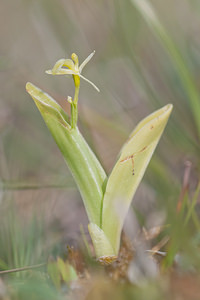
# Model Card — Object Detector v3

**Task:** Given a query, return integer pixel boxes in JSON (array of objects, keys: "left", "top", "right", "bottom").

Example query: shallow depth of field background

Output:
[{"left": 0, "top": 0, "right": 200, "bottom": 286}]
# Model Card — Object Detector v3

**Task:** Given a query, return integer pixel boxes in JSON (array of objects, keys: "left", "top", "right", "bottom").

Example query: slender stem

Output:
[
  {"left": 70, "top": 102, "right": 76, "bottom": 129},
  {"left": 74, "top": 82, "right": 80, "bottom": 105},
  {"left": 71, "top": 75, "right": 80, "bottom": 129}
]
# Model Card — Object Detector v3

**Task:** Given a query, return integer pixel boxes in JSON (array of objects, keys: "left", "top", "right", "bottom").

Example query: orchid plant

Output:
[{"left": 26, "top": 51, "right": 172, "bottom": 264}]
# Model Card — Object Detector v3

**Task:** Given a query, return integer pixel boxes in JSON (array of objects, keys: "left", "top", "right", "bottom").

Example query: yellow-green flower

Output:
[{"left": 46, "top": 51, "right": 100, "bottom": 92}]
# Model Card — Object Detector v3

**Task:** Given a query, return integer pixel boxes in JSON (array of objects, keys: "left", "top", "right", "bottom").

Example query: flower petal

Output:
[
  {"left": 79, "top": 74, "right": 100, "bottom": 92},
  {"left": 45, "top": 69, "right": 75, "bottom": 75},
  {"left": 79, "top": 50, "right": 95, "bottom": 73}
]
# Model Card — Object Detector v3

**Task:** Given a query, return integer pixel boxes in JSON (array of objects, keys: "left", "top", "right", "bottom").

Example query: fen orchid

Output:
[{"left": 26, "top": 51, "right": 172, "bottom": 264}]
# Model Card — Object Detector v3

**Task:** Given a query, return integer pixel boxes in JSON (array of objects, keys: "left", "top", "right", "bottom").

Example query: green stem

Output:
[
  {"left": 71, "top": 76, "right": 80, "bottom": 129},
  {"left": 70, "top": 102, "right": 76, "bottom": 129}
]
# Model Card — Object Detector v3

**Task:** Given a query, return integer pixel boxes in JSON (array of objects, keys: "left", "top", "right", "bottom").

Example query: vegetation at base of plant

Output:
[
  {"left": 0, "top": 175, "right": 199, "bottom": 299},
  {"left": 26, "top": 51, "right": 172, "bottom": 262}
]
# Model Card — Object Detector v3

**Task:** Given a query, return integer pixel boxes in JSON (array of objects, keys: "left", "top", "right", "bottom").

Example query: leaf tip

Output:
[
  {"left": 26, "top": 82, "right": 31, "bottom": 92},
  {"left": 26, "top": 82, "right": 35, "bottom": 96},
  {"left": 163, "top": 104, "right": 173, "bottom": 117}
]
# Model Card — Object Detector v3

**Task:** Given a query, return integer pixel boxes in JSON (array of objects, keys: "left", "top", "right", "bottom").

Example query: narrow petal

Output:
[
  {"left": 62, "top": 59, "right": 75, "bottom": 70},
  {"left": 79, "top": 50, "right": 95, "bottom": 73},
  {"left": 45, "top": 69, "right": 75, "bottom": 75},
  {"left": 79, "top": 74, "right": 100, "bottom": 92},
  {"left": 46, "top": 58, "right": 75, "bottom": 75},
  {"left": 51, "top": 59, "right": 67, "bottom": 74}
]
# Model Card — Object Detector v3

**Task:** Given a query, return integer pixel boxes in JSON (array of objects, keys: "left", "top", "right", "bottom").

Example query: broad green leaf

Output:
[
  {"left": 26, "top": 82, "right": 106, "bottom": 226},
  {"left": 101, "top": 104, "right": 173, "bottom": 255}
]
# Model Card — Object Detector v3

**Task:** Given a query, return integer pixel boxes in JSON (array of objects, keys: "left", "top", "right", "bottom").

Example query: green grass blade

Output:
[
  {"left": 26, "top": 82, "right": 107, "bottom": 226},
  {"left": 184, "top": 181, "right": 200, "bottom": 227},
  {"left": 131, "top": 0, "right": 200, "bottom": 136},
  {"left": 101, "top": 104, "right": 173, "bottom": 255}
]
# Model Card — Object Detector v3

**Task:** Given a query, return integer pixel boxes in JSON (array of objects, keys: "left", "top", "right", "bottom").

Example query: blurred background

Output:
[{"left": 0, "top": 0, "right": 200, "bottom": 269}]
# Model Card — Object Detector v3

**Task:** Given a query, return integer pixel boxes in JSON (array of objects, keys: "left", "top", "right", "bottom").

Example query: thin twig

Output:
[
  {"left": 0, "top": 263, "right": 46, "bottom": 275},
  {"left": 151, "top": 236, "right": 170, "bottom": 254}
]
